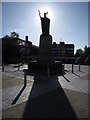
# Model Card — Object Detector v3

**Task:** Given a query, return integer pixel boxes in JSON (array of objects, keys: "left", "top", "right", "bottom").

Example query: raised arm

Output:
[{"left": 38, "top": 10, "right": 41, "bottom": 19}]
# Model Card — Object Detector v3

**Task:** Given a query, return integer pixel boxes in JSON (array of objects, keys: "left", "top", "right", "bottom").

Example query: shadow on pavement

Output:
[
  {"left": 12, "top": 85, "right": 26, "bottom": 105},
  {"left": 62, "top": 75, "right": 70, "bottom": 82},
  {"left": 22, "top": 75, "right": 77, "bottom": 119},
  {"left": 80, "top": 70, "right": 86, "bottom": 74},
  {"left": 73, "top": 73, "right": 80, "bottom": 77}
]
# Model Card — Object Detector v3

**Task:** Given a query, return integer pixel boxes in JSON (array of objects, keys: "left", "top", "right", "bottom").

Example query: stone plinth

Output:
[
  {"left": 38, "top": 34, "right": 54, "bottom": 63},
  {"left": 28, "top": 61, "right": 63, "bottom": 75}
]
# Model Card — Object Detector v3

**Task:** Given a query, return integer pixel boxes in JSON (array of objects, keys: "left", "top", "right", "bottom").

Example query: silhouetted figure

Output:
[{"left": 38, "top": 10, "right": 50, "bottom": 35}]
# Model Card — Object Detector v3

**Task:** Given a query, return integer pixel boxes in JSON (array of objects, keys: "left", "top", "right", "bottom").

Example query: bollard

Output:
[
  {"left": 24, "top": 71, "right": 27, "bottom": 87},
  {"left": 72, "top": 63, "right": 74, "bottom": 73},
  {"left": 2, "top": 64, "right": 4, "bottom": 72},
  {"left": 79, "top": 64, "right": 80, "bottom": 71},
  {"left": 62, "top": 65, "right": 64, "bottom": 75},
  {"left": 18, "top": 63, "right": 20, "bottom": 71}
]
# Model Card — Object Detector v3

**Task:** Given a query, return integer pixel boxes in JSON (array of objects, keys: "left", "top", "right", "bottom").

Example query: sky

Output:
[{"left": 2, "top": 2, "right": 88, "bottom": 52}]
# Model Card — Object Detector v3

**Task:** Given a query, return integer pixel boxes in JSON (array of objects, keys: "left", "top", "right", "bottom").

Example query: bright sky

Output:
[{"left": 2, "top": 2, "right": 88, "bottom": 52}]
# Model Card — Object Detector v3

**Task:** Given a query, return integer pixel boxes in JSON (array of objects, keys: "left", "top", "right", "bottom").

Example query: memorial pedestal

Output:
[
  {"left": 38, "top": 34, "right": 54, "bottom": 63},
  {"left": 28, "top": 34, "right": 63, "bottom": 76},
  {"left": 28, "top": 61, "right": 63, "bottom": 75}
]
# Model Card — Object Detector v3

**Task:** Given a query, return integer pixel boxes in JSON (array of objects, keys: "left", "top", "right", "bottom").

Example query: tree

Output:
[
  {"left": 83, "top": 47, "right": 90, "bottom": 57},
  {"left": 84, "top": 45, "right": 88, "bottom": 52},
  {"left": 75, "top": 46, "right": 90, "bottom": 65},
  {"left": 75, "top": 49, "right": 83, "bottom": 57},
  {"left": 2, "top": 32, "right": 21, "bottom": 63},
  {"left": 3, "top": 35, "right": 10, "bottom": 38},
  {"left": 10, "top": 32, "right": 19, "bottom": 38}
]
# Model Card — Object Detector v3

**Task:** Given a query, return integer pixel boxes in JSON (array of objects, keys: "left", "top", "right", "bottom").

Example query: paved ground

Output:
[{"left": 1, "top": 64, "right": 89, "bottom": 119}]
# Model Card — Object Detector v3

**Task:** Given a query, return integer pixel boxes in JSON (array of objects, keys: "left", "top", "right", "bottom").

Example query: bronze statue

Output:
[{"left": 38, "top": 10, "right": 50, "bottom": 35}]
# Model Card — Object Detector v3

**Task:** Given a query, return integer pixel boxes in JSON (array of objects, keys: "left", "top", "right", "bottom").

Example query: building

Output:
[
  {"left": 18, "top": 36, "right": 32, "bottom": 57},
  {"left": 52, "top": 42, "right": 74, "bottom": 63},
  {"left": 18, "top": 36, "right": 39, "bottom": 61},
  {"left": 64, "top": 43, "right": 74, "bottom": 57}
]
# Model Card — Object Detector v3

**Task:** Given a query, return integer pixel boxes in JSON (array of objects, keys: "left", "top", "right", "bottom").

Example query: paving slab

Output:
[
  {"left": 2, "top": 88, "right": 88, "bottom": 118},
  {"left": 1, "top": 64, "right": 89, "bottom": 119}
]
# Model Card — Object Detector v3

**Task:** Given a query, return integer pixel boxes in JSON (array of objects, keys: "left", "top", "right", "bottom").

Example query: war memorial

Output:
[{"left": 27, "top": 11, "right": 64, "bottom": 77}]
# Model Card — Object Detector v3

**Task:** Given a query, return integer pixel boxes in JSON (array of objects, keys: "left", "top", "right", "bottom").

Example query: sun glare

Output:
[
  {"left": 35, "top": 6, "right": 54, "bottom": 27},
  {"left": 39, "top": 7, "right": 53, "bottom": 20}
]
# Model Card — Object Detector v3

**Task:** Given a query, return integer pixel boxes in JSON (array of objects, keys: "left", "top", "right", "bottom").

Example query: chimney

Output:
[{"left": 25, "top": 36, "right": 28, "bottom": 42}]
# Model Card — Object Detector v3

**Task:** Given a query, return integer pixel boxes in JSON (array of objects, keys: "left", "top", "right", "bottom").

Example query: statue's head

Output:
[{"left": 44, "top": 12, "right": 48, "bottom": 18}]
